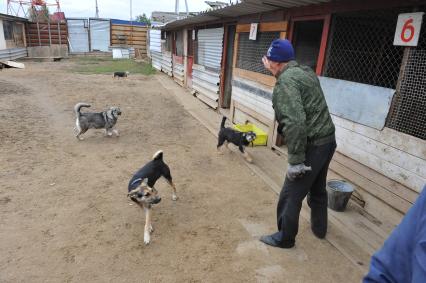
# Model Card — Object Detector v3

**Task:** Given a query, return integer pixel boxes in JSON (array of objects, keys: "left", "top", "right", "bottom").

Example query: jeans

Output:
[{"left": 274, "top": 140, "right": 337, "bottom": 246}]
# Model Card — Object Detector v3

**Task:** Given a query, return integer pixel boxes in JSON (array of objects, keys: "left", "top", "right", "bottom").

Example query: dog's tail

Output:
[
  {"left": 74, "top": 103, "right": 91, "bottom": 116},
  {"left": 152, "top": 150, "right": 163, "bottom": 161},
  {"left": 220, "top": 116, "right": 227, "bottom": 129}
]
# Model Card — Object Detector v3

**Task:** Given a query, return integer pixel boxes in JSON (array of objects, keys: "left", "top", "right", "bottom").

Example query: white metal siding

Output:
[
  {"left": 173, "top": 62, "right": 184, "bottom": 85},
  {"left": 197, "top": 27, "right": 224, "bottom": 71},
  {"left": 0, "top": 47, "right": 27, "bottom": 61},
  {"left": 149, "top": 29, "right": 161, "bottom": 52},
  {"left": 67, "top": 19, "right": 89, "bottom": 53},
  {"left": 151, "top": 51, "right": 162, "bottom": 71},
  {"left": 161, "top": 52, "right": 173, "bottom": 76},
  {"left": 192, "top": 27, "right": 224, "bottom": 108},
  {"left": 90, "top": 19, "right": 110, "bottom": 52}
]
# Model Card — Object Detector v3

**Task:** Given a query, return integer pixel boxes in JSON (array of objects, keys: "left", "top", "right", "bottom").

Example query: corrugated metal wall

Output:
[
  {"left": 0, "top": 47, "right": 27, "bottom": 61},
  {"left": 149, "top": 29, "right": 162, "bottom": 71},
  {"left": 67, "top": 19, "right": 89, "bottom": 53},
  {"left": 89, "top": 19, "right": 110, "bottom": 52},
  {"left": 161, "top": 52, "right": 173, "bottom": 76},
  {"left": 151, "top": 51, "right": 162, "bottom": 71},
  {"left": 149, "top": 29, "right": 161, "bottom": 52},
  {"left": 193, "top": 27, "right": 224, "bottom": 109},
  {"left": 197, "top": 28, "right": 224, "bottom": 70}
]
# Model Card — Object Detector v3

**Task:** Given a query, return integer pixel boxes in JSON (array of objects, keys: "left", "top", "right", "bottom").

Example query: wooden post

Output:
[
  {"left": 48, "top": 18, "right": 52, "bottom": 46},
  {"left": 57, "top": 22, "right": 62, "bottom": 45},
  {"left": 36, "top": 21, "right": 41, "bottom": 46},
  {"left": 183, "top": 28, "right": 188, "bottom": 87},
  {"left": 316, "top": 14, "right": 331, "bottom": 75}
]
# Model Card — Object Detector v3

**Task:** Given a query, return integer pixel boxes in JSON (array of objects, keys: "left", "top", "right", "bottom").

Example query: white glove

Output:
[{"left": 287, "top": 163, "right": 312, "bottom": 181}]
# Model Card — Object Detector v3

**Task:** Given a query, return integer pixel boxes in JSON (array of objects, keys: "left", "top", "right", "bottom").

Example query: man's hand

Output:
[
  {"left": 262, "top": 56, "right": 272, "bottom": 73},
  {"left": 287, "top": 163, "right": 312, "bottom": 181}
]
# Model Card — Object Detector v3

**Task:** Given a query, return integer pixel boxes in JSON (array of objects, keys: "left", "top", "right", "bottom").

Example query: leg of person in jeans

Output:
[
  {"left": 307, "top": 141, "right": 336, "bottom": 238},
  {"left": 261, "top": 141, "right": 336, "bottom": 248}
]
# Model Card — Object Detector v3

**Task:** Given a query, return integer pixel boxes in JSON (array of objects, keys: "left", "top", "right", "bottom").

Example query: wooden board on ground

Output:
[{"left": 0, "top": 61, "right": 25, "bottom": 69}]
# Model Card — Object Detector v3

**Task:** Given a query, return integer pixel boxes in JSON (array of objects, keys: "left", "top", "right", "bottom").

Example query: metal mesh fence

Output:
[
  {"left": 324, "top": 10, "right": 406, "bottom": 89},
  {"left": 236, "top": 31, "right": 280, "bottom": 75},
  {"left": 387, "top": 13, "right": 426, "bottom": 140}
]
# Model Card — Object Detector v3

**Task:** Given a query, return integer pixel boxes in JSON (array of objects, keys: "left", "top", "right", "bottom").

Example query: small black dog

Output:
[
  {"left": 113, "top": 71, "right": 129, "bottom": 78},
  {"left": 127, "top": 150, "right": 177, "bottom": 245},
  {"left": 217, "top": 116, "right": 256, "bottom": 163}
]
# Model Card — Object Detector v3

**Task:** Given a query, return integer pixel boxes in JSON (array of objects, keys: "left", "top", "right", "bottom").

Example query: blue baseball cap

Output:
[{"left": 266, "top": 39, "right": 295, "bottom": 62}]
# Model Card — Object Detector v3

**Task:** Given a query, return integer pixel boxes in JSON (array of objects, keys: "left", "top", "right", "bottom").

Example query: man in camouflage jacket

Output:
[{"left": 260, "top": 39, "right": 336, "bottom": 249}]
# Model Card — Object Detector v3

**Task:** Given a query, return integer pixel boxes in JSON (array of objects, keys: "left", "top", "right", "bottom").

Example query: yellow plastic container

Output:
[{"left": 233, "top": 123, "right": 268, "bottom": 146}]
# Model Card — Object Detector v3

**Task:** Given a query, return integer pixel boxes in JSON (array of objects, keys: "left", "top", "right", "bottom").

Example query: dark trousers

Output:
[{"left": 274, "top": 140, "right": 336, "bottom": 246}]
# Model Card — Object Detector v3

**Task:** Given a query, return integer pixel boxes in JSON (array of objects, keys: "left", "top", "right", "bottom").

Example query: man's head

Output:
[{"left": 263, "top": 39, "right": 295, "bottom": 76}]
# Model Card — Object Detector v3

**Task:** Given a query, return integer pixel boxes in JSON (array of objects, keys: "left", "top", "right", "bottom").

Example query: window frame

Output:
[{"left": 233, "top": 21, "right": 287, "bottom": 87}]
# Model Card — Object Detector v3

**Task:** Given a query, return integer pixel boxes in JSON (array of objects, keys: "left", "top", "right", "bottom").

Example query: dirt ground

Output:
[{"left": 0, "top": 60, "right": 363, "bottom": 282}]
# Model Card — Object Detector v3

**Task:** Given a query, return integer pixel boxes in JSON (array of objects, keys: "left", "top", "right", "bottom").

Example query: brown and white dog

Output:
[{"left": 127, "top": 150, "right": 177, "bottom": 245}]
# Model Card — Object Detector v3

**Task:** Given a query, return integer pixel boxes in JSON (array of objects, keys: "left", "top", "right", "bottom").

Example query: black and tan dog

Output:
[
  {"left": 74, "top": 103, "right": 122, "bottom": 140},
  {"left": 127, "top": 150, "right": 177, "bottom": 245},
  {"left": 217, "top": 116, "right": 256, "bottom": 163}
]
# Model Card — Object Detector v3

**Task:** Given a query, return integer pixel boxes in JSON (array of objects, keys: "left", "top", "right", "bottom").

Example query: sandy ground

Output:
[{"left": 0, "top": 60, "right": 363, "bottom": 282}]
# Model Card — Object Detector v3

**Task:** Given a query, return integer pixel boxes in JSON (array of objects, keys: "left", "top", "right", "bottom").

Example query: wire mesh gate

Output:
[
  {"left": 323, "top": 10, "right": 406, "bottom": 89},
  {"left": 236, "top": 31, "right": 280, "bottom": 75},
  {"left": 387, "top": 13, "right": 426, "bottom": 140}
]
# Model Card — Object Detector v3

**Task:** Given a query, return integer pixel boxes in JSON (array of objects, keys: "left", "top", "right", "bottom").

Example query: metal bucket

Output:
[{"left": 326, "top": 180, "right": 354, "bottom": 212}]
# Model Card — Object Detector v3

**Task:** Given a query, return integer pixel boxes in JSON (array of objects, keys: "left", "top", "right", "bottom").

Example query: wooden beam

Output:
[
  {"left": 233, "top": 100, "right": 272, "bottom": 126},
  {"left": 316, "top": 14, "right": 330, "bottom": 75},
  {"left": 236, "top": 21, "right": 288, "bottom": 33},
  {"left": 232, "top": 33, "right": 239, "bottom": 69},
  {"left": 233, "top": 68, "right": 276, "bottom": 87}
]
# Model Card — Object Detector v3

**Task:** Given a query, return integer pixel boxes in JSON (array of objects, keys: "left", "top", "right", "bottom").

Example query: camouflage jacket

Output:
[{"left": 272, "top": 60, "right": 335, "bottom": 165}]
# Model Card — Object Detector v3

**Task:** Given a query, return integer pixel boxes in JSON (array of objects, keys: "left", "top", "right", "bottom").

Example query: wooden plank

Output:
[
  {"left": 330, "top": 159, "right": 411, "bottom": 214},
  {"left": 335, "top": 125, "right": 426, "bottom": 180},
  {"left": 196, "top": 93, "right": 218, "bottom": 109},
  {"left": 232, "top": 33, "right": 239, "bottom": 69},
  {"left": 236, "top": 24, "right": 250, "bottom": 33},
  {"left": 111, "top": 25, "right": 147, "bottom": 32},
  {"left": 333, "top": 152, "right": 418, "bottom": 204},
  {"left": 111, "top": 30, "right": 147, "bottom": 37},
  {"left": 336, "top": 136, "right": 425, "bottom": 192},
  {"left": 332, "top": 115, "right": 426, "bottom": 160},
  {"left": 259, "top": 21, "right": 288, "bottom": 32},
  {"left": 111, "top": 39, "right": 147, "bottom": 45},
  {"left": 232, "top": 89, "right": 274, "bottom": 121},
  {"left": 233, "top": 100, "right": 271, "bottom": 126},
  {"left": 236, "top": 21, "right": 288, "bottom": 33},
  {"left": 0, "top": 61, "right": 25, "bottom": 69},
  {"left": 233, "top": 68, "right": 276, "bottom": 87}
]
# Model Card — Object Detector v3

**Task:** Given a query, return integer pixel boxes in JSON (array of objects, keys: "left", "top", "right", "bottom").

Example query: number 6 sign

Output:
[{"left": 393, "top": 12, "right": 424, "bottom": 46}]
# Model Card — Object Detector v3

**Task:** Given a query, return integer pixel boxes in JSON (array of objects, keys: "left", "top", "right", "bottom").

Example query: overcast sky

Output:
[{"left": 1, "top": 0, "right": 219, "bottom": 20}]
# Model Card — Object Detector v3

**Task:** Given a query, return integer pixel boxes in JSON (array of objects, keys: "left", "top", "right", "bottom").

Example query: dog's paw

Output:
[
  {"left": 144, "top": 231, "right": 151, "bottom": 245},
  {"left": 149, "top": 225, "right": 154, "bottom": 233},
  {"left": 172, "top": 194, "right": 178, "bottom": 201}
]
